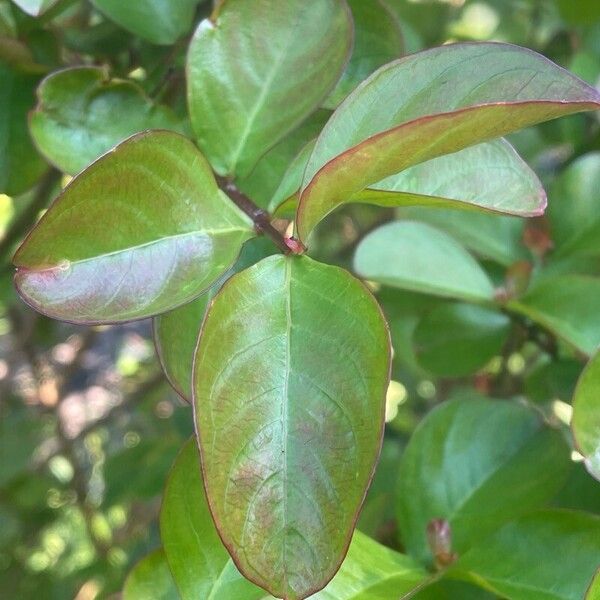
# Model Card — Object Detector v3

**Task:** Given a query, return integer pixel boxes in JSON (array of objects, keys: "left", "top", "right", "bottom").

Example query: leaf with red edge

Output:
[
  {"left": 193, "top": 255, "right": 391, "bottom": 599},
  {"left": 13, "top": 131, "right": 254, "bottom": 324},
  {"left": 296, "top": 42, "right": 600, "bottom": 241}
]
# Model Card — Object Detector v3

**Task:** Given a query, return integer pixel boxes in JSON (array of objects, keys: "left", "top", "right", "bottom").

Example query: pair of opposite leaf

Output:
[{"left": 12, "top": 1, "right": 600, "bottom": 597}]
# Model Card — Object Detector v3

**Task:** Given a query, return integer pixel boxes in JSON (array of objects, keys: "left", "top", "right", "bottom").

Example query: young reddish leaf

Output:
[
  {"left": 13, "top": 131, "right": 254, "bottom": 324},
  {"left": 354, "top": 221, "right": 495, "bottom": 302},
  {"left": 30, "top": 67, "right": 187, "bottom": 175},
  {"left": 193, "top": 255, "right": 391, "bottom": 599},
  {"left": 187, "top": 0, "right": 352, "bottom": 178},
  {"left": 270, "top": 139, "right": 546, "bottom": 220},
  {"left": 572, "top": 351, "right": 600, "bottom": 480},
  {"left": 90, "top": 0, "right": 200, "bottom": 45},
  {"left": 297, "top": 42, "right": 600, "bottom": 240}
]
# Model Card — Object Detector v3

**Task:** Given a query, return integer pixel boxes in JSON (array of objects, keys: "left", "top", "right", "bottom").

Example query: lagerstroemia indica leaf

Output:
[
  {"left": 30, "top": 67, "right": 187, "bottom": 175},
  {"left": 271, "top": 138, "right": 546, "bottom": 219},
  {"left": 187, "top": 0, "right": 352, "bottom": 178},
  {"left": 13, "top": 131, "right": 254, "bottom": 324},
  {"left": 193, "top": 255, "right": 391, "bottom": 599},
  {"left": 572, "top": 351, "right": 600, "bottom": 480},
  {"left": 354, "top": 221, "right": 495, "bottom": 302},
  {"left": 296, "top": 42, "right": 600, "bottom": 240}
]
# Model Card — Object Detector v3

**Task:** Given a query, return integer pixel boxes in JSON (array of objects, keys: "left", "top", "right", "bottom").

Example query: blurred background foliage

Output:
[{"left": 1, "top": 0, "right": 600, "bottom": 598}]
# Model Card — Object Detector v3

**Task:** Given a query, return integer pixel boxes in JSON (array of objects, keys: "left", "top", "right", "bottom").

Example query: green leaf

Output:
[
  {"left": 396, "top": 397, "right": 571, "bottom": 565},
  {"left": 296, "top": 42, "right": 600, "bottom": 240},
  {"left": 154, "top": 237, "right": 277, "bottom": 401},
  {"left": 397, "top": 207, "right": 527, "bottom": 267},
  {"left": 187, "top": 0, "right": 352, "bottom": 178},
  {"left": 123, "top": 549, "right": 178, "bottom": 600},
  {"left": 160, "top": 439, "right": 265, "bottom": 600},
  {"left": 525, "top": 358, "right": 582, "bottom": 404},
  {"left": 0, "top": 64, "right": 47, "bottom": 195},
  {"left": 13, "top": 131, "right": 254, "bottom": 324},
  {"left": 354, "top": 221, "right": 495, "bottom": 302},
  {"left": 547, "top": 152, "right": 600, "bottom": 259},
  {"left": 450, "top": 510, "right": 600, "bottom": 600},
  {"left": 90, "top": 0, "right": 200, "bottom": 45},
  {"left": 30, "top": 67, "right": 187, "bottom": 175},
  {"left": 324, "top": 0, "right": 403, "bottom": 109},
  {"left": 414, "top": 303, "right": 511, "bottom": 377},
  {"left": 509, "top": 275, "right": 600, "bottom": 356},
  {"left": 353, "top": 139, "right": 546, "bottom": 216},
  {"left": 9, "top": 0, "right": 60, "bottom": 17},
  {"left": 193, "top": 255, "right": 391, "bottom": 599},
  {"left": 310, "top": 531, "right": 426, "bottom": 599},
  {"left": 572, "top": 351, "right": 600, "bottom": 480}
]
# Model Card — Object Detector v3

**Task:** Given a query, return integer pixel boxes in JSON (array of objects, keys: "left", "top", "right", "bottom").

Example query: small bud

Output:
[{"left": 427, "top": 518, "right": 457, "bottom": 569}]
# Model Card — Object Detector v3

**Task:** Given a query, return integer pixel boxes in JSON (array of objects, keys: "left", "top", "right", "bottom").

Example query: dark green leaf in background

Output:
[
  {"left": 91, "top": 0, "right": 201, "bottom": 45},
  {"left": 30, "top": 67, "right": 187, "bottom": 175},
  {"left": 193, "top": 255, "right": 391, "bottom": 599},
  {"left": 354, "top": 221, "right": 495, "bottom": 302},
  {"left": 414, "top": 303, "right": 511, "bottom": 377},
  {"left": 297, "top": 42, "right": 600, "bottom": 240},
  {"left": 0, "top": 63, "right": 47, "bottom": 195},
  {"left": 187, "top": 0, "right": 352, "bottom": 178},
  {"left": 13, "top": 131, "right": 254, "bottom": 323},
  {"left": 324, "top": 0, "right": 403, "bottom": 109},
  {"left": 396, "top": 397, "right": 571, "bottom": 565},
  {"left": 509, "top": 275, "right": 600, "bottom": 356},
  {"left": 449, "top": 510, "right": 600, "bottom": 600}
]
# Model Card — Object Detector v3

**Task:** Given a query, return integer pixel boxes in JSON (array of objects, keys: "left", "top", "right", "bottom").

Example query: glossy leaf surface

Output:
[
  {"left": 450, "top": 510, "right": 600, "bottom": 600},
  {"left": 91, "top": 0, "right": 200, "bottom": 45},
  {"left": 414, "top": 303, "right": 511, "bottom": 377},
  {"left": 297, "top": 42, "right": 600, "bottom": 240},
  {"left": 572, "top": 351, "right": 600, "bottom": 480},
  {"left": 160, "top": 439, "right": 265, "bottom": 600},
  {"left": 587, "top": 570, "right": 600, "bottom": 600},
  {"left": 13, "top": 131, "right": 254, "bottom": 324},
  {"left": 324, "top": 0, "right": 403, "bottom": 109},
  {"left": 354, "top": 221, "right": 495, "bottom": 302},
  {"left": 194, "top": 255, "right": 391, "bottom": 599},
  {"left": 1, "top": 64, "right": 47, "bottom": 195},
  {"left": 397, "top": 398, "right": 571, "bottom": 564},
  {"left": 509, "top": 275, "right": 600, "bottom": 356},
  {"left": 30, "top": 67, "right": 186, "bottom": 175},
  {"left": 123, "top": 549, "right": 178, "bottom": 600},
  {"left": 154, "top": 237, "right": 277, "bottom": 401},
  {"left": 187, "top": 0, "right": 352, "bottom": 177}
]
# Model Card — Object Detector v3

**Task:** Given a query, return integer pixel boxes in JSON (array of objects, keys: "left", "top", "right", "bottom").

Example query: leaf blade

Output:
[{"left": 193, "top": 255, "right": 391, "bottom": 599}]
